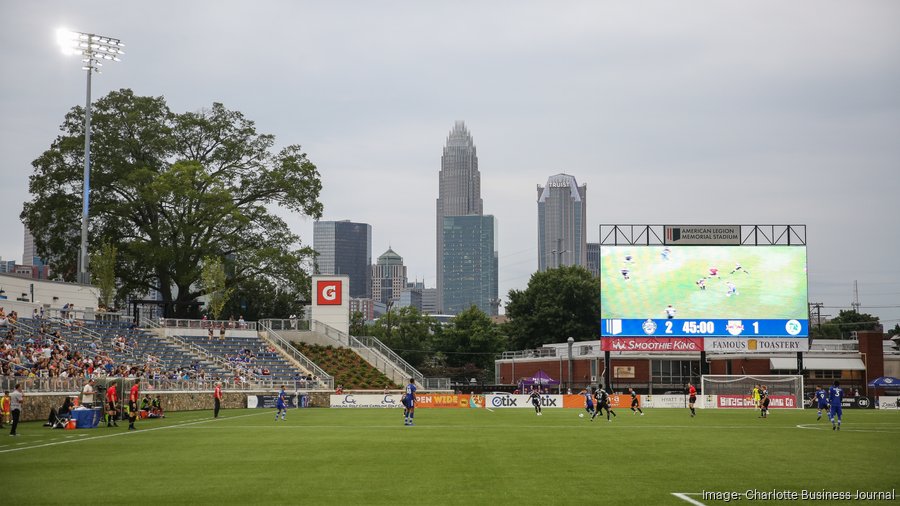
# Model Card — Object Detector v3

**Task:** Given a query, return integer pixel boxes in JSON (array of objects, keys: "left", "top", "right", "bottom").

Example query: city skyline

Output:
[{"left": 0, "top": 2, "right": 898, "bottom": 325}]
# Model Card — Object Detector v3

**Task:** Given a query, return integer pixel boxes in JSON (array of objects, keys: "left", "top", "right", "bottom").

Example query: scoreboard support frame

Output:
[{"left": 599, "top": 224, "right": 806, "bottom": 247}]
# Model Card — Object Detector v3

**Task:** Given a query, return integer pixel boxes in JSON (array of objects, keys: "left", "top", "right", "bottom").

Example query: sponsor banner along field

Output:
[
  {"left": 718, "top": 394, "right": 798, "bottom": 408},
  {"left": 330, "top": 394, "right": 486, "bottom": 409}
]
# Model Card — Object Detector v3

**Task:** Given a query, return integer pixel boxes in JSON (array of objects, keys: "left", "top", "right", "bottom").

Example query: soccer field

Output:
[
  {"left": 3, "top": 408, "right": 898, "bottom": 505},
  {"left": 600, "top": 246, "right": 808, "bottom": 320}
]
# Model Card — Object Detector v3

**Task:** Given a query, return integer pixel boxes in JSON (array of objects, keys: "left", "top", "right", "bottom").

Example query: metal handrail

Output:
[
  {"left": 258, "top": 321, "right": 334, "bottom": 389},
  {"left": 354, "top": 335, "right": 425, "bottom": 383},
  {"left": 259, "top": 318, "right": 311, "bottom": 331},
  {"left": 159, "top": 318, "right": 258, "bottom": 331},
  {"left": 307, "top": 319, "right": 426, "bottom": 384}
]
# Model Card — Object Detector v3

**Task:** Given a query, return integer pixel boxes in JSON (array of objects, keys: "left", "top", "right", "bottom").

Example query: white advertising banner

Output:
[
  {"left": 330, "top": 393, "right": 403, "bottom": 408},
  {"left": 704, "top": 337, "right": 809, "bottom": 353},
  {"left": 642, "top": 395, "right": 716, "bottom": 409},
  {"left": 485, "top": 394, "right": 564, "bottom": 409},
  {"left": 878, "top": 396, "right": 899, "bottom": 410}
]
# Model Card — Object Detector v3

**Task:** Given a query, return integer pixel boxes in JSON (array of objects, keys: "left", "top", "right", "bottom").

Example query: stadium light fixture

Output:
[{"left": 56, "top": 28, "right": 125, "bottom": 284}]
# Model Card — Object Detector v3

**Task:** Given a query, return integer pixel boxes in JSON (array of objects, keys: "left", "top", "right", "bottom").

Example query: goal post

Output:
[{"left": 701, "top": 375, "right": 804, "bottom": 409}]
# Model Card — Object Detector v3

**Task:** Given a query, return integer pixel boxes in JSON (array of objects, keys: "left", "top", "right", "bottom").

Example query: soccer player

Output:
[
  {"left": 688, "top": 383, "right": 697, "bottom": 417},
  {"left": 128, "top": 379, "right": 140, "bottom": 431},
  {"left": 730, "top": 262, "right": 750, "bottom": 275},
  {"left": 620, "top": 268, "right": 631, "bottom": 281},
  {"left": 628, "top": 388, "right": 644, "bottom": 415},
  {"left": 528, "top": 388, "right": 542, "bottom": 416},
  {"left": 759, "top": 385, "right": 770, "bottom": 418},
  {"left": 707, "top": 267, "right": 719, "bottom": 280},
  {"left": 661, "top": 247, "right": 671, "bottom": 261},
  {"left": 829, "top": 380, "right": 844, "bottom": 431},
  {"left": 812, "top": 386, "right": 830, "bottom": 421},
  {"left": 580, "top": 388, "right": 596, "bottom": 420},
  {"left": 751, "top": 384, "right": 761, "bottom": 410},
  {"left": 725, "top": 281, "right": 738, "bottom": 297},
  {"left": 696, "top": 278, "right": 706, "bottom": 291},
  {"left": 402, "top": 378, "right": 417, "bottom": 426},
  {"left": 597, "top": 388, "right": 617, "bottom": 421},
  {"left": 106, "top": 382, "right": 119, "bottom": 427},
  {"left": 275, "top": 385, "right": 287, "bottom": 421},
  {"left": 665, "top": 305, "right": 676, "bottom": 319},
  {"left": 624, "top": 254, "right": 634, "bottom": 264}
]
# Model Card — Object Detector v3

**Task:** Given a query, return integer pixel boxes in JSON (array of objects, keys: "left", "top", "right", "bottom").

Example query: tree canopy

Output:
[
  {"left": 811, "top": 310, "right": 881, "bottom": 339},
  {"left": 22, "top": 89, "right": 322, "bottom": 316},
  {"left": 504, "top": 265, "right": 601, "bottom": 349}
]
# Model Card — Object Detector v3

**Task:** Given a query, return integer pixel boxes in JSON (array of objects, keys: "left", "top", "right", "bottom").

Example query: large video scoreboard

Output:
[{"left": 600, "top": 242, "right": 808, "bottom": 351}]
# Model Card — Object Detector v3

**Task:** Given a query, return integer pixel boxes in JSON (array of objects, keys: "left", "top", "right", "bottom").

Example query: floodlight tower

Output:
[{"left": 56, "top": 28, "right": 125, "bottom": 284}]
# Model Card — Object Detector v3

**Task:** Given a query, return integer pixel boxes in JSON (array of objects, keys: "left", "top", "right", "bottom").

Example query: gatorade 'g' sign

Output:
[{"left": 317, "top": 280, "right": 342, "bottom": 305}]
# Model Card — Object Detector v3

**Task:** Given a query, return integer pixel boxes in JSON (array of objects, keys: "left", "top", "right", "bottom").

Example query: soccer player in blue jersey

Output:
[
  {"left": 812, "top": 385, "right": 830, "bottom": 421},
  {"left": 580, "top": 388, "right": 596, "bottom": 420},
  {"left": 275, "top": 385, "right": 287, "bottom": 421},
  {"left": 402, "top": 378, "right": 416, "bottom": 426},
  {"left": 829, "top": 381, "right": 843, "bottom": 430}
]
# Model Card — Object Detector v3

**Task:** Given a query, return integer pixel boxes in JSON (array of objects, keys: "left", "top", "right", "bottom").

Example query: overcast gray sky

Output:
[{"left": 1, "top": 1, "right": 898, "bottom": 325}]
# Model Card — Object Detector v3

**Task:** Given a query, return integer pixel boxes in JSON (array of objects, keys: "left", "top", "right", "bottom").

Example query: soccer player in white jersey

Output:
[
  {"left": 696, "top": 278, "right": 706, "bottom": 291},
  {"left": 725, "top": 281, "right": 738, "bottom": 297},
  {"left": 730, "top": 262, "right": 750, "bottom": 275},
  {"left": 665, "top": 305, "right": 676, "bottom": 319}
]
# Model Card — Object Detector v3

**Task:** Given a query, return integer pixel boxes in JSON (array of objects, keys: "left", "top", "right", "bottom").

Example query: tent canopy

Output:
[
  {"left": 520, "top": 369, "right": 560, "bottom": 386},
  {"left": 868, "top": 376, "right": 900, "bottom": 387}
]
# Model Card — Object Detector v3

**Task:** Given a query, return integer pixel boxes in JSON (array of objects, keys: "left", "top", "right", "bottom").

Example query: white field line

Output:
[
  {"left": 672, "top": 493, "right": 707, "bottom": 506},
  {"left": 0, "top": 411, "right": 268, "bottom": 454}
]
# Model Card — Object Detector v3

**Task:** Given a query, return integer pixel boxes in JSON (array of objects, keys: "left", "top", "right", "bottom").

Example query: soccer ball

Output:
[{"left": 579, "top": 413, "right": 584, "bottom": 418}]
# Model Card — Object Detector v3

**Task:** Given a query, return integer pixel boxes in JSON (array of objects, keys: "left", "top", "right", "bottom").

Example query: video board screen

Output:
[{"left": 600, "top": 246, "right": 808, "bottom": 338}]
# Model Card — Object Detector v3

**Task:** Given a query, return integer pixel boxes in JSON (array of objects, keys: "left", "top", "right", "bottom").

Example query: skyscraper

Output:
[
  {"left": 371, "top": 247, "right": 407, "bottom": 305},
  {"left": 313, "top": 220, "right": 372, "bottom": 299},
  {"left": 537, "top": 174, "right": 587, "bottom": 271},
  {"left": 442, "top": 215, "right": 499, "bottom": 316},
  {"left": 586, "top": 242, "right": 600, "bottom": 277},
  {"left": 436, "top": 121, "right": 483, "bottom": 313}
]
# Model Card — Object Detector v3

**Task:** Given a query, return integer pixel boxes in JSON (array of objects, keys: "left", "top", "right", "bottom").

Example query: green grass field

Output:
[
  {"left": 600, "top": 246, "right": 808, "bottom": 320},
  {"left": 2, "top": 407, "right": 898, "bottom": 505}
]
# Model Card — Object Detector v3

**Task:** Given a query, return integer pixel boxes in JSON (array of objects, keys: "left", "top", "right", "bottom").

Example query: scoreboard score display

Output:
[{"left": 600, "top": 245, "right": 809, "bottom": 339}]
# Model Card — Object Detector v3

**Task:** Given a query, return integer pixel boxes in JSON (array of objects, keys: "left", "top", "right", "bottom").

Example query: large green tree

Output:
[
  {"left": 504, "top": 265, "right": 601, "bottom": 349},
  {"left": 811, "top": 310, "right": 880, "bottom": 339},
  {"left": 365, "top": 306, "right": 436, "bottom": 368},
  {"left": 435, "top": 305, "right": 507, "bottom": 371},
  {"left": 22, "top": 89, "right": 322, "bottom": 316}
]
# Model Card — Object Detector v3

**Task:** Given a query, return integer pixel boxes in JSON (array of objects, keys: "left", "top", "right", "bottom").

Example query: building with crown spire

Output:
[
  {"left": 537, "top": 173, "right": 587, "bottom": 271},
  {"left": 436, "top": 121, "right": 498, "bottom": 315},
  {"left": 372, "top": 247, "right": 407, "bottom": 305}
]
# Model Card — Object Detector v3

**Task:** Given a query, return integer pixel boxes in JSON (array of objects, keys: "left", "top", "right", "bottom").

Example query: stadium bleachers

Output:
[{"left": 179, "top": 333, "right": 322, "bottom": 386}]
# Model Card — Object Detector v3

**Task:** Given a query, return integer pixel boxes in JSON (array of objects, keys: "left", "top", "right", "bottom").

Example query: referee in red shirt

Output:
[
  {"left": 106, "top": 383, "right": 119, "bottom": 428},
  {"left": 213, "top": 382, "right": 223, "bottom": 418},
  {"left": 128, "top": 379, "right": 140, "bottom": 430}
]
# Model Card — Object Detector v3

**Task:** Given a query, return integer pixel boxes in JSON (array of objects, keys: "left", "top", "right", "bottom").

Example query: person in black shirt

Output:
[
  {"left": 759, "top": 386, "right": 770, "bottom": 419},
  {"left": 596, "top": 388, "right": 617, "bottom": 422},
  {"left": 528, "top": 388, "right": 542, "bottom": 416},
  {"left": 628, "top": 388, "right": 644, "bottom": 415}
]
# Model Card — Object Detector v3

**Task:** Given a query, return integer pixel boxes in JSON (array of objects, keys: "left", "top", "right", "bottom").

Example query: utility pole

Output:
[
  {"left": 851, "top": 280, "right": 861, "bottom": 313},
  {"left": 808, "top": 302, "right": 823, "bottom": 328}
]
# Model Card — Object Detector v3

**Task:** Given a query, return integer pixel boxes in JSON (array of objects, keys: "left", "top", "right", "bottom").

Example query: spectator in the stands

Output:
[{"left": 238, "top": 315, "right": 246, "bottom": 328}]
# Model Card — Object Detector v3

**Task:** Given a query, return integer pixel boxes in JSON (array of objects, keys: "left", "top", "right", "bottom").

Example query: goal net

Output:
[{"left": 701, "top": 375, "right": 804, "bottom": 409}]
